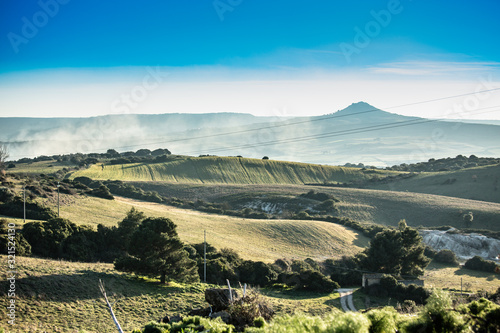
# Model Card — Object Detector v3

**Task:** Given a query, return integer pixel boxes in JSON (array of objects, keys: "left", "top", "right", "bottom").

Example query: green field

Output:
[
  {"left": 7, "top": 160, "right": 75, "bottom": 175},
  {"left": 0, "top": 255, "right": 345, "bottom": 332},
  {"left": 28, "top": 193, "right": 368, "bottom": 262},
  {"left": 367, "top": 164, "right": 500, "bottom": 203},
  {"left": 70, "top": 156, "right": 398, "bottom": 184},
  {"left": 1, "top": 255, "right": 497, "bottom": 332},
  {"left": 65, "top": 157, "right": 500, "bottom": 231},
  {"left": 424, "top": 261, "right": 500, "bottom": 293},
  {"left": 127, "top": 182, "right": 500, "bottom": 231}
]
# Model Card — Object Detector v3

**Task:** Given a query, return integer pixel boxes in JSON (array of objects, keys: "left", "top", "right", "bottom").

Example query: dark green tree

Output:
[
  {"left": 359, "top": 220, "right": 430, "bottom": 277},
  {"left": 114, "top": 217, "right": 199, "bottom": 284},
  {"left": 239, "top": 260, "right": 278, "bottom": 286},
  {"left": 60, "top": 226, "right": 99, "bottom": 262},
  {"left": 116, "top": 208, "right": 145, "bottom": 250},
  {"left": 398, "top": 220, "right": 431, "bottom": 276},
  {"left": 23, "top": 217, "right": 78, "bottom": 258}
]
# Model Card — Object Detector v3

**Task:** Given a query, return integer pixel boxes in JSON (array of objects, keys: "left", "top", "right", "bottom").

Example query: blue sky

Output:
[{"left": 1, "top": 0, "right": 499, "bottom": 118}]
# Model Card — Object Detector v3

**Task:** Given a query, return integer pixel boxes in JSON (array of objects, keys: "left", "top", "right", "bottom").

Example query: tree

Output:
[
  {"left": 151, "top": 148, "right": 171, "bottom": 156},
  {"left": 359, "top": 220, "right": 430, "bottom": 277},
  {"left": 114, "top": 217, "right": 198, "bottom": 283},
  {"left": 116, "top": 208, "right": 145, "bottom": 250},
  {"left": 398, "top": 220, "right": 431, "bottom": 276},
  {"left": 463, "top": 211, "right": 473, "bottom": 228},
  {"left": 135, "top": 148, "right": 151, "bottom": 156},
  {"left": 23, "top": 217, "right": 78, "bottom": 258},
  {"left": 0, "top": 144, "right": 9, "bottom": 171},
  {"left": 106, "top": 149, "right": 120, "bottom": 157}
]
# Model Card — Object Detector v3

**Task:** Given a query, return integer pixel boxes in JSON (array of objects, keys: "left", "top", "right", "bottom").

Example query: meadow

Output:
[
  {"left": 4, "top": 191, "right": 369, "bottom": 262},
  {"left": 128, "top": 181, "right": 500, "bottom": 231},
  {"left": 1, "top": 254, "right": 497, "bottom": 333},
  {"left": 367, "top": 163, "right": 500, "bottom": 203},
  {"left": 0, "top": 255, "right": 345, "bottom": 332},
  {"left": 69, "top": 156, "right": 397, "bottom": 184}
]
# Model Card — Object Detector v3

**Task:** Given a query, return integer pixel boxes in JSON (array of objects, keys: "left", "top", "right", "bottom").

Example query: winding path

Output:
[{"left": 337, "top": 288, "right": 357, "bottom": 312}]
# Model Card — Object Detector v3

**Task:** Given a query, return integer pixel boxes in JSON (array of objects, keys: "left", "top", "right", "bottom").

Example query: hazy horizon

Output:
[{"left": 1, "top": 1, "right": 499, "bottom": 120}]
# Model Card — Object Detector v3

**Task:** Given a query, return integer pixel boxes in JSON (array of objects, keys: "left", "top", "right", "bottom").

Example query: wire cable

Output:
[
  {"left": 107, "top": 87, "right": 500, "bottom": 151},
  {"left": 179, "top": 106, "right": 500, "bottom": 156}
]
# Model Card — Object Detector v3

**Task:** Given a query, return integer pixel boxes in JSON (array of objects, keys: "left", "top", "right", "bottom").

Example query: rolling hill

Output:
[
  {"left": 124, "top": 182, "right": 500, "bottom": 231},
  {"left": 66, "top": 155, "right": 500, "bottom": 231},
  {"left": 1, "top": 185, "right": 369, "bottom": 262},
  {"left": 9, "top": 155, "right": 500, "bottom": 231},
  {"left": 69, "top": 155, "right": 398, "bottom": 184},
  {"left": 3, "top": 102, "right": 500, "bottom": 166},
  {"left": 366, "top": 163, "right": 500, "bottom": 203}
]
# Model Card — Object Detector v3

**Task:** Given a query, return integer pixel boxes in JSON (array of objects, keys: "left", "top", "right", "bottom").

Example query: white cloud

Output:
[
  {"left": 369, "top": 60, "right": 500, "bottom": 76},
  {"left": 0, "top": 62, "right": 499, "bottom": 120}
]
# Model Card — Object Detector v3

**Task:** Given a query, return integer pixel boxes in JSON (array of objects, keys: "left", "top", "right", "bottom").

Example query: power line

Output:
[
  {"left": 179, "top": 106, "right": 500, "bottom": 156},
  {"left": 106, "top": 87, "right": 500, "bottom": 151},
  {"left": 5, "top": 88, "right": 500, "bottom": 158}
]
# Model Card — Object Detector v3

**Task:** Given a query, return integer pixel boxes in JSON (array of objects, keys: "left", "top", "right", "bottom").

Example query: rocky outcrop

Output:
[{"left": 420, "top": 229, "right": 500, "bottom": 260}]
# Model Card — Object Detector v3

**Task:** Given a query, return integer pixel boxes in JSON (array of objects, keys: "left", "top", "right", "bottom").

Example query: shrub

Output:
[
  {"left": 247, "top": 312, "right": 371, "bottom": 333},
  {"left": 365, "top": 307, "right": 399, "bottom": 333},
  {"left": 166, "top": 316, "right": 233, "bottom": 333},
  {"left": 300, "top": 190, "right": 338, "bottom": 202},
  {"left": 0, "top": 220, "right": 32, "bottom": 256},
  {"left": 0, "top": 194, "right": 57, "bottom": 220},
  {"left": 23, "top": 218, "right": 78, "bottom": 258},
  {"left": 280, "top": 269, "right": 339, "bottom": 293},
  {"left": 89, "top": 185, "right": 114, "bottom": 200},
  {"left": 314, "top": 199, "right": 339, "bottom": 214},
  {"left": 464, "top": 256, "right": 498, "bottom": 273},
  {"left": 239, "top": 261, "right": 278, "bottom": 287},
  {"left": 364, "top": 276, "right": 430, "bottom": 305},
  {"left": 295, "top": 211, "right": 311, "bottom": 220},
  {"left": 253, "top": 317, "right": 266, "bottom": 328},
  {"left": 326, "top": 257, "right": 363, "bottom": 287},
  {"left": 434, "top": 249, "right": 460, "bottom": 266},
  {"left": 73, "top": 176, "right": 93, "bottom": 186},
  {"left": 403, "top": 289, "right": 466, "bottom": 333},
  {"left": 424, "top": 246, "right": 437, "bottom": 259},
  {"left": 228, "top": 290, "right": 274, "bottom": 329},
  {"left": 142, "top": 321, "right": 170, "bottom": 333}
]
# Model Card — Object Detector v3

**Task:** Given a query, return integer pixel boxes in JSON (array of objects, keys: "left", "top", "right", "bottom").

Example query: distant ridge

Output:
[{"left": 3, "top": 102, "right": 500, "bottom": 165}]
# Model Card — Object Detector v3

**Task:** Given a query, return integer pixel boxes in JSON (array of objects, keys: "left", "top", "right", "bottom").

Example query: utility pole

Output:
[
  {"left": 57, "top": 181, "right": 60, "bottom": 217},
  {"left": 23, "top": 184, "right": 26, "bottom": 224},
  {"left": 204, "top": 230, "right": 207, "bottom": 283}
]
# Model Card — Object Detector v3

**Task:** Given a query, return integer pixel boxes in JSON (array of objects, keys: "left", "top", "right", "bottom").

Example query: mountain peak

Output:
[{"left": 336, "top": 101, "right": 380, "bottom": 114}]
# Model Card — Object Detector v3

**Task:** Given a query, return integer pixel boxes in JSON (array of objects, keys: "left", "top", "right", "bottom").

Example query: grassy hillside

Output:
[
  {"left": 1, "top": 255, "right": 497, "bottom": 332},
  {"left": 128, "top": 182, "right": 500, "bottom": 231},
  {"left": 6, "top": 160, "right": 75, "bottom": 175},
  {"left": 20, "top": 193, "right": 368, "bottom": 262},
  {"left": 0, "top": 255, "right": 345, "bottom": 333},
  {"left": 70, "top": 156, "right": 397, "bottom": 184},
  {"left": 366, "top": 164, "right": 500, "bottom": 203}
]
